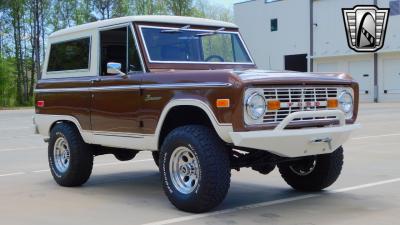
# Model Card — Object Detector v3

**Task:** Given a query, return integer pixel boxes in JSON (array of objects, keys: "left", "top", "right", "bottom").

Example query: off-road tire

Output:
[
  {"left": 159, "top": 125, "right": 231, "bottom": 213},
  {"left": 278, "top": 147, "right": 344, "bottom": 191},
  {"left": 48, "top": 123, "right": 93, "bottom": 187},
  {"left": 152, "top": 151, "right": 160, "bottom": 168}
]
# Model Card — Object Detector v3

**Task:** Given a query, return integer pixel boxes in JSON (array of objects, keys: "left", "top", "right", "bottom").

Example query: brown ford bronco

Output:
[{"left": 33, "top": 16, "right": 360, "bottom": 213}]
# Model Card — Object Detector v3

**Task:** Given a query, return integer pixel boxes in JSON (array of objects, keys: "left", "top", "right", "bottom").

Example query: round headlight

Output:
[
  {"left": 246, "top": 93, "right": 266, "bottom": 120},
  {"left": 338, "top": 91, "right": 353, "bottom": 114}
]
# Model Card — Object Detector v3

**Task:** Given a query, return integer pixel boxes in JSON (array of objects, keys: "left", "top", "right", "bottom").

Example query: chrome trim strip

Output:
[
  {"left": 90, "top": 130, "right": 153, "bottom": 136},
  {"left": 89, "top": 130, "right": 153, "bottom": 138},
  {"left": 34, "top": 87, "right": 92, "bottom": 93},
  {"left": 140, "top": 82, "right": 232, "bottom": 89},
  {"left": 91, "top": 85, "right": 140, "bottom": 92},
  {"left": 34, "top": 82, "right": 232, "bottom": 93}
]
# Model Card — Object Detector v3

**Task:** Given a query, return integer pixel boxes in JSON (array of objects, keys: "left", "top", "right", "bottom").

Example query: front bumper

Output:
[{"left": 230, "top": 110, "right": 360, "bottom": 158}]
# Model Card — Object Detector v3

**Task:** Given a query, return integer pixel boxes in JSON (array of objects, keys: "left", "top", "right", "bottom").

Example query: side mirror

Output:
[{"left": 107, "top": 62, "right": 127, "bottom": 78}]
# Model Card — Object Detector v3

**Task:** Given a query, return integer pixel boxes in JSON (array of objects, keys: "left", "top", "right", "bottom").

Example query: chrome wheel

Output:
[
  {"left": 53, "top": 137, "right": 70, "bottom": 173},
  {"left": 289, "top": 158, "right": 317, "bottom": 176},
  {"left": 169, "top": 146, "right": 200, "bottom": 194}
]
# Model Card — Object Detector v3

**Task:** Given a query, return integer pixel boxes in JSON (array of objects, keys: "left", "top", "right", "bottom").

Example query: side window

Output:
[
  {"left": 100, "top": 26, "right": 142, "bottom": 75},
  {"left": 47, "top": 38, "right": 90, "bottom": 72}
]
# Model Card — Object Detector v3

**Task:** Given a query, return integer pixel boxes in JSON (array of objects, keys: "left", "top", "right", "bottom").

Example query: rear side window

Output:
[{"left": 47, "top": 37, "right": 90, "bottom": 72}]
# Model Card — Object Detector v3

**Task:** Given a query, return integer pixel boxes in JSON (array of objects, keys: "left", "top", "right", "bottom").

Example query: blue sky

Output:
[{"left": 209, "top": 0, "right": 243, "bottom": 9}]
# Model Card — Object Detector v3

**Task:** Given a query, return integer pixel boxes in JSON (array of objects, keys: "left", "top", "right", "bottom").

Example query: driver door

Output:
[{"left": 91, "top": 25, "right": 144, "bottom": 135}]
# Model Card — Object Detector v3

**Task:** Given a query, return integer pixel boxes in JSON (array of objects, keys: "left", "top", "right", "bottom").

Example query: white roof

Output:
[{"left": 50, "top": 15, "right": 238, "bottom": 38}]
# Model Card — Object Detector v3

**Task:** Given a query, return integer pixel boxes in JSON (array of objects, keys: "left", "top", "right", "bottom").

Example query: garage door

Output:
[
  {"left": 382, "top": 58, "right": 400, "bottom": 94},
  {"left": 348, "top": 60, "right": 374, "bottom": 102}
]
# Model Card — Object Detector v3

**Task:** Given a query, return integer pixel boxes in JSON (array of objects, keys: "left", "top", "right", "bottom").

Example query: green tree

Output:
[
  {"left": 10, "top": 0, "right": 29, "bottom": 105},
  {"left": 50, "top": 0, "right": 77, "bottom": 30},
  {"left": 74, "top": 0, "right": 96, "bottom": 25},
  {"left": 112, "top": 0, "right": 130, "bottom": 17},
  {"left": 194, "top": 0, "right": 233, "bottom": 22},
  {"left": 166, "top": 0, "right": 193, "bottom": 16},
  {"left": 0, "top": 58, "right": 17, "bottom": 107}
]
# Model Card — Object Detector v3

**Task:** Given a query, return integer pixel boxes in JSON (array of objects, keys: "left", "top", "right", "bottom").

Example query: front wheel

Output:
[
  {"left": 278, "top": 147, "right": 344, "bottom": 191},
  {"left": 160, "top": 125, "right": 231, "bottom": 213},
  {"left": 152, "top": 151, "right": 160, "bottom": 168}
]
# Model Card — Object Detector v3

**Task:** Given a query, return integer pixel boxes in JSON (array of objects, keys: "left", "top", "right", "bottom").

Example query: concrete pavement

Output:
[{"left": 0, "top": 103, "right": 399, "bottom": 225}]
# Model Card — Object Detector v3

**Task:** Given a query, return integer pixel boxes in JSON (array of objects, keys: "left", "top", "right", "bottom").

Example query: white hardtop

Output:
[{"left": 50, "top": 15, "right": 238, "bottom": 38}]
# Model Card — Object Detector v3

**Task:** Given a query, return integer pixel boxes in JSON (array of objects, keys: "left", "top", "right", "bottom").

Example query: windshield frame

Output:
[{"left": 138, "top": 25, "right": 255, "bottom": 65}]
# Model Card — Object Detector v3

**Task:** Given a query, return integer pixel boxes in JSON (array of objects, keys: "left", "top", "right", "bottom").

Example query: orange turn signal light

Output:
[
  {"left": 267, "top": 100, "right": 281, "bottom": 110},
  {"left": 327, "top": 99, "right": 338, "bottom": 108},
  {"left": 216, "top": 99, "right": 230, "bottom": 108}
]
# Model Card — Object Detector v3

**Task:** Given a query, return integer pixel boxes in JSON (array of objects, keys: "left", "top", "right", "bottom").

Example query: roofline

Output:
[{"left": 49, "top": 15, "right": 239, "bottom": 38}]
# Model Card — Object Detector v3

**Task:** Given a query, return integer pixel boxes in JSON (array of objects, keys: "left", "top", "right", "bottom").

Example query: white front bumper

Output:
[{"left": 229, "top": 110, "right": 360, "bottom": 158}]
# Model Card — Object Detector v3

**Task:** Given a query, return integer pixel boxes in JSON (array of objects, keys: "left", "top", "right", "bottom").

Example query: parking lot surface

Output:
[{"left": 0, "top": 103, "right": 399, "bottom": 225}]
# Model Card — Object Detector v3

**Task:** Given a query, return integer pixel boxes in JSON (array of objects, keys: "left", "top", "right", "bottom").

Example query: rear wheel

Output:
[
  {"left": 160, "top": 125, "right": 231, "bottom": 213},
  {"left": 278, "top": 147, "right": 344, "bottom": 191},
  {"left": 48, "top": 123, "right": 93, "bottom": 187}
]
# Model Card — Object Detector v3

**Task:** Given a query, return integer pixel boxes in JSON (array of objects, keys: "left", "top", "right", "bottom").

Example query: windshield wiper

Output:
[
  {"left": 196, "top": 28, "right": 226, "bottom": 37},
  {"left": 161, "top": 25, "right": 191, "bottom": 33}
]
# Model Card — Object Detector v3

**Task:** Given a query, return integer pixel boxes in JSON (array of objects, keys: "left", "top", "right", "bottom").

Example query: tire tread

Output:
[
  {"left": 49, "top": 123, "right": 93, "bottom": 187},
  {"left": 160, "top": 125, "right": 231, "bottom": 213}
]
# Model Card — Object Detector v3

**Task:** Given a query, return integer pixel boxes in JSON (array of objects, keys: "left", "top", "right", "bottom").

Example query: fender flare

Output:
[
  {"left": 154, "top": 99, "right": 233, "bottom": 147},
  {"left": 33, "top": 114, "right": 93, "bottom": 143}
]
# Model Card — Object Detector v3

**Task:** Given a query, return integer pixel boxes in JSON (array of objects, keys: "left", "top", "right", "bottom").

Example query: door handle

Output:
[
  {"left": 363, "top": 74, "right": 369, "bottom": 77},
  {"left": 91, "top": 78, "right": 101, "bottom": 84}
]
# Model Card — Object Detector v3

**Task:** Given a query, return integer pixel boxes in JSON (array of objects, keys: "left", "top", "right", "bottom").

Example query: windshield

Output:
[{"left": 140, "top": 26, "right": 253, "bottom": 64}]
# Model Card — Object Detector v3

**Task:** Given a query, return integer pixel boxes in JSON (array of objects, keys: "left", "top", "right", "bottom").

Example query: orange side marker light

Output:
[{"left": 216, "top": 99, "right": 230, "bottom": 108}]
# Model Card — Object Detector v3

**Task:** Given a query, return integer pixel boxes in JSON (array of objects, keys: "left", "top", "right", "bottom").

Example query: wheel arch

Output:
[
  {"left": 34, "top": 114, "right": 91, "bottom": 143},
  {"left": 155, "top": 99, "right": 233, "bottom": 149}
]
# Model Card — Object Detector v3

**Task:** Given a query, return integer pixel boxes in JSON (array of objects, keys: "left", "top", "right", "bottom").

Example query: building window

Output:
[
  {"left": 390, "top": 0, "right": 400, "bottom": 16},
  {"left": 270, "top": 18, "right": 278, "bottom": 32},
  {"left": 47, "top": 37, "right": 90, "bottom": 72}
]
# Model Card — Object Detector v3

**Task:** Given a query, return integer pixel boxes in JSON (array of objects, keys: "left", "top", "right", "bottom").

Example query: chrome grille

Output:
[{"left": 263, "top": 87, "right": 338, "bottom": 123}]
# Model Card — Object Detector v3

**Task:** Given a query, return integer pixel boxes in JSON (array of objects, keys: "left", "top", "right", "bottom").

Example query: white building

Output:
[{"left": 234, "top": 0, "right": 400, "bottom": 102}]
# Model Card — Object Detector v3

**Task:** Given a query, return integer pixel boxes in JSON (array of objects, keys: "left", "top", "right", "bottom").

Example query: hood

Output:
[{"left": 233, "top": 69, "right": 354, "bottom": 85}]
